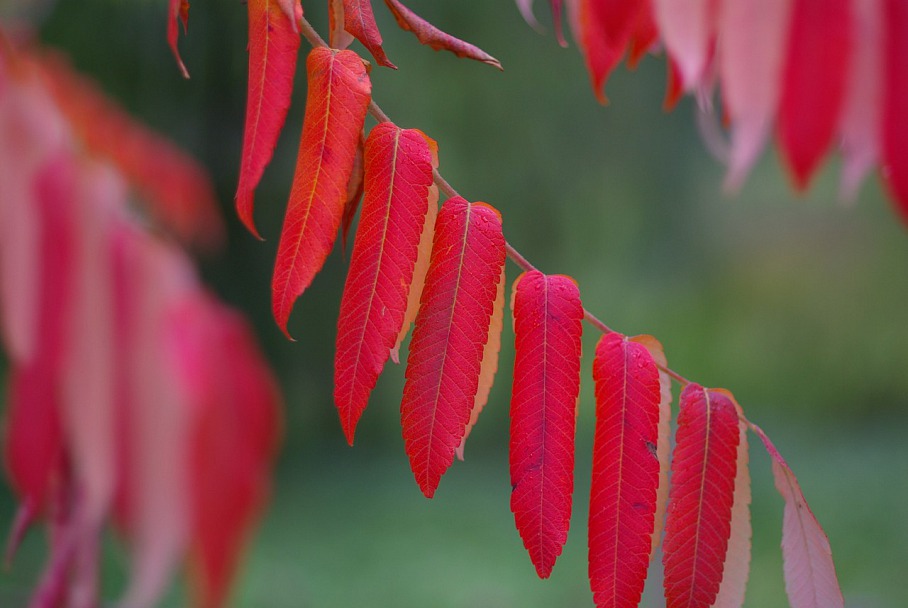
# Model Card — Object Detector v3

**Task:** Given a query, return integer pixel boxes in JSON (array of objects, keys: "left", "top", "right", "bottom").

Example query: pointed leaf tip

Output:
[
  {"left": 334, "top": 123, "right": 435, "bottom": 445},
  {"left": 510, "top": 271, "right": 583, "bottom": 578},
  {"left": 384, "top": 0, "right": 503, "bottom": 70},
  {"left": 236, "top": 0, "right": 301, "bottom": 239},
  {"left": 401, "top": 197, "right": 505, "bottom": 497}
]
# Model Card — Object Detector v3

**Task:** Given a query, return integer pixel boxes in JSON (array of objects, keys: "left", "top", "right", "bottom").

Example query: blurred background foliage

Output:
[{"left": 1, "top": 0, "right": 907, "bottom": 606}]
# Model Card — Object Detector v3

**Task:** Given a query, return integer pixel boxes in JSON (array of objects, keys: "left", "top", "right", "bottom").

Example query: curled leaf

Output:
[
  {"left": 343, "top": 0, "right": 395, "bottom": 68},
  {"left": 167, "top": 0, "right": 191, "bottom": 78},
  {"left": 383, "top": 0, "right": 503, "bottom": 70}
]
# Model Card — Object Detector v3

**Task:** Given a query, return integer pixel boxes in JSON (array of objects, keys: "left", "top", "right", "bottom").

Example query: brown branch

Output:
[{"left": 296, "top": 14, "right": 691, "bottom": 388}]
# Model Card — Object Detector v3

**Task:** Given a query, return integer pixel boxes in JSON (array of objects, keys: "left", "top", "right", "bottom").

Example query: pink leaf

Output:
[{"left": 748, "top": 422, "right": 844, "bottom": 608}]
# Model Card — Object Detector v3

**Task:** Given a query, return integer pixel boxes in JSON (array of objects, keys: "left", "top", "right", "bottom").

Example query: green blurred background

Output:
[{"left": 2, "top": 0, "right": 907, "bottom": 605}]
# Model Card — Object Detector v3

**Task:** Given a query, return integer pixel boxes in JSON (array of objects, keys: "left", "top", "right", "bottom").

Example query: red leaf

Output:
[
  {"left": 329, "top": 0, "right": 355, "bottom": 49},
  {"left": 272, "top": 48, "right": 371, "bottom": 337},
  {"left": 662, "top": 384, "right": 740, "bottom": 608},
  {"left": 455, "top": 266, "right": 504, "bottom": 460},
  {"left": 778, "top": 0, "right": 852, "bottom": 188},
  {"left": 167, "top": 0, "right": 191, "bottom": 78},
  {"left": 748, "top": 422, "right": 844, "bottom": 608},
  {"left": 588, "top": 331, "right": 662, "bottom": 606},
  {"left": 509, "top": 271, "right": 583, "bottom": 578},
  {"left": 571, "top": 0, "right": 653, "bottom": 102},
  {"left": 343, "top": 0, "right": 395, "bottom": 68},
  {"left": 400, "top": 197, "right": 506, "bottom": 498},
  {"left": 334, "top": 123, "right": 435, "bottom": 445},
  {"left": 3, "top": 155, "right": 75, "bottom": 516},
  {"left": 711, "top": 390, "right": 752, "bottom": 608},
  {"left": 383, "top": 0, "right": 503, "bottom": 70},
  {"left": 181, "top": 297, "right": 281, "bottom": 608},
  {"left": 882, "top": 0, "right": 908, "bottom": 223},
  {"left": 36, "top": 53, "right": 224, "bottom": 249},
  {"left": 235, "top": 0, "right": 301, "bottom": 238}
]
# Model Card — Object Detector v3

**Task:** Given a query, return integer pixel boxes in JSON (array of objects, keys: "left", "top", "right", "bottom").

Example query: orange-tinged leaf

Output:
[
  {"left": 343, "top": 0, "right": 396, "bottom": 69},
  {"left": 455, "top": 266, "right": 505, "bottom": 461},
  {"left": 235, "top": 0, "right": 302, "bottom": 238},
  {"left": 383, "top": 0, "right": 503, "bottom": 70},
  {"left": 334, "top": 123, "right": 435, "bottom": 445},
  {"left": 168, "top": 0, "right": 191, "bottom": 78},
  {"left": 663, "top": 384, "right": 740, "bottom": 608},
  {"left": 588, "top": 331, "right": 662, "bottom": 606},
  {"left": 711, "top": 390, "right": 751, "bottom": 608},
  {"left": 629, "top": 334, "right": 672, "bottom": 560},
  {"left": 272, "top": 48, "right": 371, "bottom": 337},
  {"left": 329, "top": 0, "right": 355, "bottom": 49},
  {"left": 509, "top": 271, "right": 583, "bottom": 578},
  {"left": 400, "top": 197, "right": 505, "bottom": 498},
  {"left": 748, "top": 422, "right": 844, "bottom": 608},
  {"left": 392, "top": 132, "right": 438, "bottom": 362}
]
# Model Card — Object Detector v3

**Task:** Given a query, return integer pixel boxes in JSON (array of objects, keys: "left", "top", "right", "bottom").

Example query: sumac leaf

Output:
[
  {"left": 588, "top": 331, "right": 662, "bottom": 606},
  {"left": 400, "top": 197, "right": 505, "bottom": 498},
  {"left": 749, "top": 422, "right": 844, "bottom": 608},
  {"left": 662, "top": 383, "right": 740, "bottom": 608},
  {"left": 383, "top": 0, "right": 503, "bottom": 70},
  {"left": 343, "top": 0, "right": 395, "bottom": 68},
  {"left": 272, "top": 48, "right": 371, "bottom": 337},
  {"left": 778, "top": 0, "right": 852, "bottom": 188},
  {"left": 235, "top": 0, "right": 301, "bottom": 238},
  {"left": 509, "top": 271, "right": 583, "bottom": 578},
  {"left": 340, "top": 133, "right": 365, "bottom": 251},
  {"left": 334, "top": 123, "right": 435, "bottom": 445}
]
